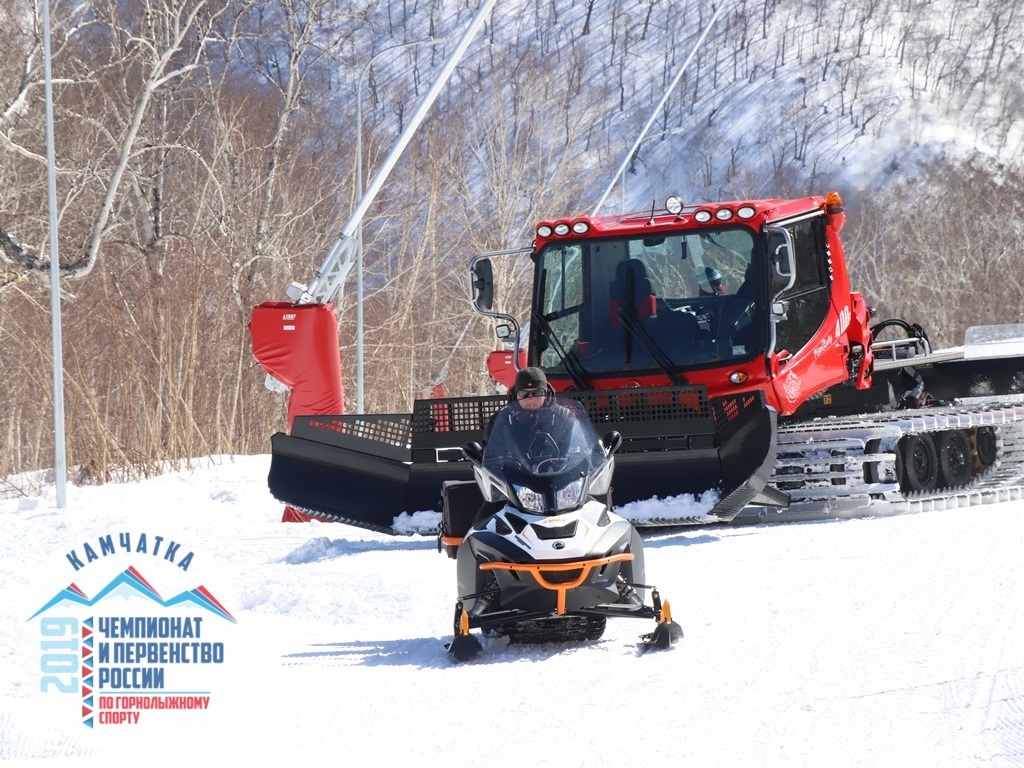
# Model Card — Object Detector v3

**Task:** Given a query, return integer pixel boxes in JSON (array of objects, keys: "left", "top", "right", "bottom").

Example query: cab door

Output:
[{"left": 768, "top": 213, "right": 849, "bottom": 414}]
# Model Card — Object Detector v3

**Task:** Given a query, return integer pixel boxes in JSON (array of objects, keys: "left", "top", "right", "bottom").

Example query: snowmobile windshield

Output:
[
  {"left": 482, "top": 397, "right": 609, "bottom": 514},
  {"left": 534, "top": 228, "right": 766, "bottom": 378}
]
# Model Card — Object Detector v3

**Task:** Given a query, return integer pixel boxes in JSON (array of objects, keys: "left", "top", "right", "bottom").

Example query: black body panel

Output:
[{"left": 268, "top": 385, "right": 782, "bottom": 532}]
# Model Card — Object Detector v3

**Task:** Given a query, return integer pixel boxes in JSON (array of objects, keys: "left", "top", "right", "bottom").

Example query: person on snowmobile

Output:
[
  {"left": 484, "top": 366, "right": 556, "bottom": 438},
  {"left": 511, "top": 365, "right": 551, "bottom": 408},
  {"left": 474, "top": 367, "right": 573, "bottom": 522}
]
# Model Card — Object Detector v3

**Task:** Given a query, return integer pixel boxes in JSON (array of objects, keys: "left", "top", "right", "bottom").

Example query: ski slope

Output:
[{"left": 2, "top": 455, "right": 1023, "bottom": 766}]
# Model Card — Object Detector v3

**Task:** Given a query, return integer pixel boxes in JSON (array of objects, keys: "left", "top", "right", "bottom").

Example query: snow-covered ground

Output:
[{"left": 2, "top": 455, "right": 1024, "bottom": 767}]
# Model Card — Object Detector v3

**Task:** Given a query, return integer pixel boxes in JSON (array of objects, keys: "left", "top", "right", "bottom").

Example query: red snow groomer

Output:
[{"left": 256, "top": 192, "right": 1024, "bottom": 533}]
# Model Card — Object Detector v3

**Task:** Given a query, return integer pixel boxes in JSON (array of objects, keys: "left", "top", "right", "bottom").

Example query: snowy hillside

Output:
[
  {"left": 382, "top": 0, "right": 1024, "bottom": 208},
  {"left": 3, "top": 456, "right": 1024, "bottom": 766}
]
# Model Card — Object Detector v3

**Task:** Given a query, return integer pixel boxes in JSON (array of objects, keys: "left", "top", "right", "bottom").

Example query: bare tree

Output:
[
  {"left": 0, "top": 0, "right": 238, "bottom": 286},
  {"left": 845, "top": 159, "right": 1024, "bottom": 347}
]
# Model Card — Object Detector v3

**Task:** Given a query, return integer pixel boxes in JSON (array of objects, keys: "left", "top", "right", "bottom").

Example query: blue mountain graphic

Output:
[{"left": 29, "top": 567, "right": 236, "bottom": 623}]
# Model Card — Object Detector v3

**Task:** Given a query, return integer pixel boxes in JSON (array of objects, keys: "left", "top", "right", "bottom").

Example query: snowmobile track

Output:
[{"left": 743, "top": 400, "right": 1024, "bottom": 524}]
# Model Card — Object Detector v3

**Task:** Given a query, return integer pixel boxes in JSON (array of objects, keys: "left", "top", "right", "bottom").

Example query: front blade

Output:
[{"left": 265, "top": 387, "right": 785, "bottom": 533}]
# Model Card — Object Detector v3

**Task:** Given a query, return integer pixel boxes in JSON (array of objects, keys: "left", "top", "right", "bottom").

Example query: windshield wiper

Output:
[
  {"left": 531, "top": 308, "right": 591, "bottom": 390},
  {"left": 616, "top": 307, "right": 687, "bottom": 386}
]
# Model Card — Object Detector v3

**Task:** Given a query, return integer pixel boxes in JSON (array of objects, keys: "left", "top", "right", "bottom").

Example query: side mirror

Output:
[
  {"left": 602, "top": 431, "right": 623, "bottom": 457},
  {"left": 495, "top": 323, "right": 512, "bottom": 340},
  {"left": 470, "top": 258, "right": 494, "bottom": 312},
  {"left": 462, "top": 441, "right": 484, "bottom": 465}
]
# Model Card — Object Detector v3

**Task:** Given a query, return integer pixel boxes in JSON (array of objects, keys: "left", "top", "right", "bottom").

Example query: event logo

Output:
[{"left": 29, "top": 531, "right": 236, "bottom": 728}]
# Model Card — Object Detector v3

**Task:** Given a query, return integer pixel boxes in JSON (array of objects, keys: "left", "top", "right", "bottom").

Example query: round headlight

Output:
[
  {"left": 665, "top": 196, "right": 684, "bottom": 215},
  {"left": 715, "top": 208, "right": 734, "bottom": 221},
  {"left": 537, "top": 225, "right": 552, "bottom": 238},
  {"left": 737, "top": 205, "right": 756, "bottom": 219},
  {"left": 694, "top": 209, "right": 712, "bottom": 223},
  {"left": 554, "top": 223, "right": 570, "bottom": 236},
  {"left": 572, "top": 220, "right": 590, "bottom": 234}
]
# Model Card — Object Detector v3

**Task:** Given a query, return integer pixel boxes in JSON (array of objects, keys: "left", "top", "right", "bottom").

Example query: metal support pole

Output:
[{"left": 42, "top": 0, "right": 67, "bottom": 508}]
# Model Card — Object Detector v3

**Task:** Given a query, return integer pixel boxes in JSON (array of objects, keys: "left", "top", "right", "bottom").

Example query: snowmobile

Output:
[{"left": 440, "top": 395, "right": 681, "bottom": 661}]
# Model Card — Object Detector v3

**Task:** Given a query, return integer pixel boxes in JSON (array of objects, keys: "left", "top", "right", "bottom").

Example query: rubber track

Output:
[
  {"left": 739, "top": 399, "right": 1024, "bottom": 523},
  {"left": 488, "top": 616, "right": 608, "bottom": 644}
]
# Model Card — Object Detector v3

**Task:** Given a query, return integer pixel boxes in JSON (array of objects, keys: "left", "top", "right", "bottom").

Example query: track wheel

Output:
[
  {"left": 938, "top": 430, "right": 973, "bottom": 487},
  {"left": 898, "top": 434, "right": 939, "bottom": 492},
  {"left": 975, "top": 426, "right": 998, "bottom": 468}
]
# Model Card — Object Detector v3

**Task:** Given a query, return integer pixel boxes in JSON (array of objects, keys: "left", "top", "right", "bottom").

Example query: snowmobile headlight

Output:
[
  {"left": 513, "top": 484, "right": 545, "bottom": 513},
  {"left": 555, "top": 478, "right": 585, "bottom": 511}
]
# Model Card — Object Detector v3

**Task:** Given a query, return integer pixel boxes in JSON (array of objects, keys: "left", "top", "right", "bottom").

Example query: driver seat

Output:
[
  {"left": 718, "top": 265, "right": 760, "bottom": 353},
  {"left": 610, "top": 259, "right": 657, "bottom": 327}
]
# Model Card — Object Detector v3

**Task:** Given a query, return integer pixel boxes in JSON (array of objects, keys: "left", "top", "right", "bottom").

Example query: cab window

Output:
[
  {"left": 774, "top": 216, "right": 830, "bottom": 355},
  {"left": 536, "top": 245, "right": 584, "bottom": 370}
]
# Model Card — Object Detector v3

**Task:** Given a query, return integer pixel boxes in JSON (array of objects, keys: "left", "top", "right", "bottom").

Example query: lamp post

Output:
[
  {"left": 42, "top": 0, "right": 67, "bottom": 508},
  {"left": 355, "top": 37, "right": 443, "bottom": 413}
]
